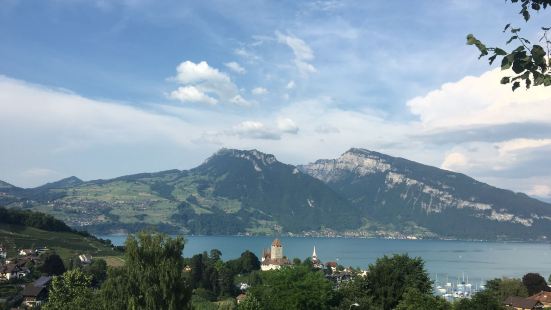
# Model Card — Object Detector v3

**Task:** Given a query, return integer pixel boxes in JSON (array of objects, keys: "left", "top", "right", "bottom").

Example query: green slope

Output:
[{"left": 0, "top": 223, "right": 119, "bottom": 260}]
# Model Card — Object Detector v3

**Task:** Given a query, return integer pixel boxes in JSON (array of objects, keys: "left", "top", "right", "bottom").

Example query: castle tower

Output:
[{"left": 270, "top": 239, "right": 283, "bottom": 260}]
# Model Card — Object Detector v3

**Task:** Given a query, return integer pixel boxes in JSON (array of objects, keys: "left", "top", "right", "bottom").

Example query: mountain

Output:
[
  {"left": 298, "top": 148, "right": 551, "bottom": 240},
  {"left": 0, "top": 149, "right": 361, "bottom": 235},
  {"left": 2, "top": 148, "right": 550, "bottom": 240}
]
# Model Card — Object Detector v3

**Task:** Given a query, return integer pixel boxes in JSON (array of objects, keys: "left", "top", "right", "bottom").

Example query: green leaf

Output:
[
  {"left": 522, "top": 9, "right": 530, "bottom": 21},
  {"left": 531, "top": 2, "right": 541, "bottom": 11},
  {"left": 488, "top": 54, "right": 497, "bottom": 65},
  {"left": 542, "top": 27, "right": 551, "bottom": 31},
  {"left": 501, "top": 55, "right": 513, "bottom": 70},
  {"left": 466, "top": 34, "right": 477, "bottom": 45},
  {"left": 503, "top": 24, "right": 511, "bottom": 32},
  {"left": 511, "top": 28, "right": 521, "bottom": 34},
  {"left": 500, "top": 76, "right": 511, "bottom": 84},
  {"left": 494, "top": 48, "right": 508, "bottom": 55},
  {"left": 512, "top": 81, "right": 521, "bottom": 91},
  {"left": 507, "top": 36, "right": 518, "bottom": 44},
  {"left": 532, "top": 45, "right": 546, "bottom": 56}
]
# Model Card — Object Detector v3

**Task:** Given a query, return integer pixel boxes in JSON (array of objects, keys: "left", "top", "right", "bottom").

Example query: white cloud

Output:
[
  {"left": 286, "top": 80, "right": 295, "bottom": 89},
  {"left": 174, "top": 60, "right": 229, "bottom": 84},
  {"left": 407, "top": 68, "right": 551, "bottom": 131},
  {"left": 251, "top": 87, "right": 268, "bottom": 95},
  {"left": 276, "top": 31, "right": 317, "bottom": 77},
  {"left": 229, "top": 95, "right": 252, "bottom": 107},
  {"left": 441, "top": 152, "right": 469, "bottom": 171},
  {"left": 224, "top": 61, "right": 246, "bottom": 74},
  {"left": 232, "top": 121, "right": 281, "bottom": 140},
  {"left": 527, "top": 184, "right": 551, "bottom": 197},
  {"left": 497, "top": 138, "right": 551, "bottom": 155},
  {"left": 277, "top": 118, "right": 299, "bottom": 134},
  {"left": 234, "top": 48, "right": 260, "bottom": 62},
  {"left": 170, "top": 85, "right": 218, "bottom": 105},
  {"left": 170, "top": 60, "right": 250, "bottom": 106}
]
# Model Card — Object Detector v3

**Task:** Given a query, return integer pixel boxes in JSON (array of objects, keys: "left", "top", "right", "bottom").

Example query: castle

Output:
[{"left": 260, "top": 239, "right": 291, "bottom": 271}]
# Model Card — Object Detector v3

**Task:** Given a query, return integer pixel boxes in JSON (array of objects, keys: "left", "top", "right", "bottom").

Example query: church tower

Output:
[
  {"left": 312, "top": 246, "right": 318, "bottom": 262},
  {"left": 270, "top": 239, "right": 283, "bottom": 260}
]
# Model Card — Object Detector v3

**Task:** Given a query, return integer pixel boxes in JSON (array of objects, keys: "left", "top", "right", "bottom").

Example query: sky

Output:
[{"left": 1, "top": 0, "right": 551, "bottom": 201}]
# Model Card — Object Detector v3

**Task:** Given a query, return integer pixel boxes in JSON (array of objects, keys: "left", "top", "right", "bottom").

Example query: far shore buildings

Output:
[{"left": 261, "top": 239, "right": 291, "bottom": 271}]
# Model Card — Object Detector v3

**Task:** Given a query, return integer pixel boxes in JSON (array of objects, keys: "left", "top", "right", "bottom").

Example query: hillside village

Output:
[{"left": 0, "top": 243, "right": 99, "bottom": 309}]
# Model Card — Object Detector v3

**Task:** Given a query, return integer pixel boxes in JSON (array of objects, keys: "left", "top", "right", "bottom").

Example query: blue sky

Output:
[{"left": 1, "top": 0, "right": 551, "bottom": 201}]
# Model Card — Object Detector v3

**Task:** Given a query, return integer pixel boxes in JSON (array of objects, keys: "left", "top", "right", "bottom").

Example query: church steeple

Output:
[{"left": 312, "top": 246, "right": 317, "bottom": 259}]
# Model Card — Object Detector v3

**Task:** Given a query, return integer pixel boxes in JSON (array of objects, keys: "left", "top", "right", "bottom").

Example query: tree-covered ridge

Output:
[{"left": 0, "top": 206, "right": 72, "bottom": 232}]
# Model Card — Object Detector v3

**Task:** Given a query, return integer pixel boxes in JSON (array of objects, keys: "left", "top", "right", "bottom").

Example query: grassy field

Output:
[{"left": 0, "top": 223, "right": 122, "bottom": 261}]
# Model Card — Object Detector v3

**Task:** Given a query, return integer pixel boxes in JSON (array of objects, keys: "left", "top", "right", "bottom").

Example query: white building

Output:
[
  {"left": 78, "top": 254, "right": 92, "bottom": 264},
  {"left": 261, "top": 239, "right": 291, "bottom": 271},
  {"left": 0, "top": 244, "right": 6, "bottom": 260}
]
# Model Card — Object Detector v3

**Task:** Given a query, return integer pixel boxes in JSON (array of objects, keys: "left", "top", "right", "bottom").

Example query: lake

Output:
[{"left": 99, "top": 235, "right": 551, "bottom": 284}]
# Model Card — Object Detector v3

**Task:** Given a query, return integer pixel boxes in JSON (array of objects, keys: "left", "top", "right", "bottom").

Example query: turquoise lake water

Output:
[{"left": 99, "top": 235, "right": 551, "bottom": 283}]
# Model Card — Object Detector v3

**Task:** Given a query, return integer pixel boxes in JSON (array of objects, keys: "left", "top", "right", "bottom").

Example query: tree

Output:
[
  {"left": 522, "top": 272, "right": 549, "bottom": 295},
  {"left": 82, "top": 259, "right": 107, "bottom": 287},
  {"left": 485, "top": 278, "right": 528, "bottom": 301},
  {"left": 98, "top": 231, "right": 192, "bottom": 310},
  {"left": 365, "top": 254, "right": 432, "bottom": 310},
  {"left": 249, "top": 266, "right": 333, "bottom": 310},
  {"left": 395, "top": 288, "right": 451, "bottom": 310},
  {"left": 333, "top": 276, "right": 375, "bottom": 310},
  {"left": 43, "top": 269, "right": 96, "bottom": 310},
  {"left": 467, "top": 0, "right": 551, "bottom": 91},
  {"left": 238, "top": 250, "right": 260, "bottom": 273},
  {"left": 453, "top": 289, "right": 504, "bottom": 310},
  {"left": 237, "top": 294, "right": 262, "bottom": 310},
  {"left": 40, "top": 253, "right": 66, "bottom": 276}
]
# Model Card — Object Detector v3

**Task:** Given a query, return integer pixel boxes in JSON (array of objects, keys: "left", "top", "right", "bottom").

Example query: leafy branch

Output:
[{"left": 466, "top": 0, "right": 551, "bottom": 91}]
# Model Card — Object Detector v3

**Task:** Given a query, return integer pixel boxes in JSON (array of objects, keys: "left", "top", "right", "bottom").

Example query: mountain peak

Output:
[
  {"left": 209, "top": 148, "right": 278, "bottom": 165},
  {"left": 36, "top": 176, "right": 83, "bottom": 189},
  {"left": 343, "top": 148, "right": 388, "bottom": 159}
]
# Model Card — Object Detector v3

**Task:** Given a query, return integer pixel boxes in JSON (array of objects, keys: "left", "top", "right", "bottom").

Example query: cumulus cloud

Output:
[
  {"left": 276, "top": 31, "right": 317, "bottom": 77},
  {"left": 407, "top": 68, "right": 551, "bottom": 131},
  {"left": 170, "top": 60, "right": 251, "bottom": 106},
  {"left": 232, "top": 121, "right": 281, "bottom": 140},
  {"left": 224, "top": 61, "right": 246, "bottom": 74},
  {"left": 170, "top": 85, "right": 218, "bottom": 105},
  {"left": 277, "top": 118, "right": 299, "bottom": 134},
  {"left": 286, "top": 80, "right": 295, "bottom": 89},
  {"left": 441, "top": 152, "right": 469, "bottom": 171},
  {"left": 251, "top": 87, "right": 268, "bottom": 95},
  {"left": 229, "top": 118, "right": 299, "bottom": 140}
]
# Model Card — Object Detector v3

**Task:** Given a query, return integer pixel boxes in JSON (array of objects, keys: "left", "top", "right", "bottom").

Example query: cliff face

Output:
[{"left": 299, "top": 148, "right": 551, "bottom": 240}]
